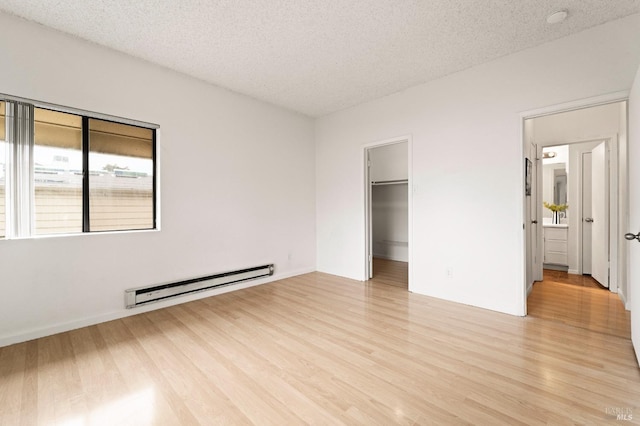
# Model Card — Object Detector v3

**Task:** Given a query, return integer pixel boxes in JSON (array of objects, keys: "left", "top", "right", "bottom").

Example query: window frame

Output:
[{"left": 1, "top": 93, "right": 159, "bottom": 238}]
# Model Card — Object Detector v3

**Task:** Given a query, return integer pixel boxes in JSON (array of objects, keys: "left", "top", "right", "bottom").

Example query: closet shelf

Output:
[{"left": 372, "top": 179, "right": 408, "bottom": 186}]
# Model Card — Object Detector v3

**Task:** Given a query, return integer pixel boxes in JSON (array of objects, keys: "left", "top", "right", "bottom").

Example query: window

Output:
[
  {"left": 34, "top": 108, "right": 83, "bottom": 234},
  {"left": 1, "top": 98, "right": 157, "bottom": 238},
  {"left": 89, "top": 118, "right": 154, "bottom": 231}
]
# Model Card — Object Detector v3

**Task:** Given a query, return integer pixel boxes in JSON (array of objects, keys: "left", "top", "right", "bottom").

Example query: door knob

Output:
[
  {"left": 625, "top": 232, "right": 640, "bottom": 242},
  {"left": 585, "top": 218, "right": 594, "bottom": 223},
  {"left": 531, "top": 220, "right": 538, "bottom": 224}
]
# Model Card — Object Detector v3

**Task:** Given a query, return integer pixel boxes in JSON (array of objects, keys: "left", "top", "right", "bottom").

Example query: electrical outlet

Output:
[{"left": 446, "top": 267, "right": 453, "bottom": 278}]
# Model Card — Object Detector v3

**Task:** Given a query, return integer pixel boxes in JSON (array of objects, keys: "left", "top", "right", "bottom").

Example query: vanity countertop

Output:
[{"left": 542, "top": 223, "right": 568, "bottom": 228}]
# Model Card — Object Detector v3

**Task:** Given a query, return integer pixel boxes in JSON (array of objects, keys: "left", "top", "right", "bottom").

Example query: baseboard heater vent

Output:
[{"left": 125, "top": 264, "right": 274, "bottom": 308}]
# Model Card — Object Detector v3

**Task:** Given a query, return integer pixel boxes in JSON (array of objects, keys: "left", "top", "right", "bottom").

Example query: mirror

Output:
[
  {"left": 542, "top": 144, "right": 569, "bottom": 223},
  {"left": 553, "top": 169, "right": 567, "bottom": 205}
]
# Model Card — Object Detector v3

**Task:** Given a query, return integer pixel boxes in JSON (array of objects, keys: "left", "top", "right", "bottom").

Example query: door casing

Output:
[{"left": 363, "top": 136, "right": 413, "bottom": 288}]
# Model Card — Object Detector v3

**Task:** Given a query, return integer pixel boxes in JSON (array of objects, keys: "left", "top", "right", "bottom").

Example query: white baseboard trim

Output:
[
  {"left": 618, "top": 289, "right": 630, "bottom": 311},
  {"left": 568, "top": 269, "right": 580, "bottom": 275},
  {"left": 543, "top": 264, "right": 569, "bottom": 272},
  {"left": 0, "top": 267, "right": 315, "bottom": 348},
  {"left": 526, "top": 283, "right": 533, "bottom": 297}
]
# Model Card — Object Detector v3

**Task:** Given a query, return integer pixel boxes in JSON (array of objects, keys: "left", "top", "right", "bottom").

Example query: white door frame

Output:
[
  {"left": 363, "top": 135, "right": 413, "bottom": 289},
  {"left": 520, "top": 91, "right": 628, "bottom": 315}
]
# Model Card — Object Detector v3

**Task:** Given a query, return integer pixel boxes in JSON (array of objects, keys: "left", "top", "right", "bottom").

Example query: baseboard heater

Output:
[{"left": 125, "top": 264, "right": 274, "bottom": 308}]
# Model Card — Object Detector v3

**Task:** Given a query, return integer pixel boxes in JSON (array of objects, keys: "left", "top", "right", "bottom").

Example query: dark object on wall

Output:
[{"left": 525, "top": 158, "right": 532, "bottom": 196}]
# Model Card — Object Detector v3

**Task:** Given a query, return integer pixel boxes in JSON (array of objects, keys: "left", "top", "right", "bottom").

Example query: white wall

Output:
[
  {"left": 316, "top": 14, "right": 640, "bottom": 315},
  {"left": 629, "top": 64, "right": 640, "bottom": 361},
  {"left": 369, "top": 142, "right": 408, "bottom": 182},
  {"left": 532, "top": 102, "right": 622, "bottom": 144},
  {"left": 0, "top": 13, "right": 316, "bottom": 346},
  {"left": 372, "top": 184, "right": 409, "bottom": 261}
]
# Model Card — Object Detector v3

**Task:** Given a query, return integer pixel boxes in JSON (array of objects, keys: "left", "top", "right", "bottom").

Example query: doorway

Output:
[
  {"left": 364, "top": 139, "right": 410, "bottom": 289},
  {"left": 540, "top": 140, "right": 611, "bottom": 286},
  {"left": 522, "top": 98, "right": 628, "bottom": 318},
  {"left": 540, "top": 144, "right": 569, "bottom": 273}
]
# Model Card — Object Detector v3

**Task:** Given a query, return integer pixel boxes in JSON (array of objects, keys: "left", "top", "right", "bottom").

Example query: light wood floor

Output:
[
  {"left": 1, "top": 272, "right": 639, "bottom": 425},
  {"left": 371, "top": 257, "right": 408, "bottom": 289},
  {"left": 528, "top": 270, "right": 631, "bottom": 339},
  {"left": 541, "top": 269, "right": 604, "bottom": 289}
]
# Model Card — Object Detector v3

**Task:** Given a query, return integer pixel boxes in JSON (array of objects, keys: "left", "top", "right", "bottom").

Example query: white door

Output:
[
  {"left": 582, "top": 152, "right": 592, "bottom": 274},
  {"left": 629, "top": 97, "right": 640, "bottom": 363},
  {"left": 525, "top": 156, "right": 533, "bottom": 287},
  {"left": 525, "top": 144, "right": 542, "bottom": 288},
  {"left": 591, "top": 142, "right": 608, "bottom": 288},
  {"left": 366, "top": 150, "right": 373, "bottom": 279},
  {"left": 533, "top": 144, "right": 543, "bottom": 281}
]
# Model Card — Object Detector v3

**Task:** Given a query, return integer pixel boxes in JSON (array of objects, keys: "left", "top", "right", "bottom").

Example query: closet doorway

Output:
[{"left": 365, "top": 140, "right": 410, "bottom": 289}]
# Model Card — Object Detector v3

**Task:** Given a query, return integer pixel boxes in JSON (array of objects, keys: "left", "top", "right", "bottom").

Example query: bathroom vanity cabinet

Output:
[{"left": 543, "top": 225, "right": 568, "bottom": 266}]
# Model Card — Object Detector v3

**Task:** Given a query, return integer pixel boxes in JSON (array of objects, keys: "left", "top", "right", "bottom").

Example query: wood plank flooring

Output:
[
  {"left": 1, "top": 272, "right": 639, "bottom": 425},
  {"left": 542, "top": 269, "right": 604, "bottom": 289},
  {"left": 371, "top": 257, "right": 408, "bottom": 289},
  {"left": 528, "top": 270, "right": 631, "bottom": 339}
]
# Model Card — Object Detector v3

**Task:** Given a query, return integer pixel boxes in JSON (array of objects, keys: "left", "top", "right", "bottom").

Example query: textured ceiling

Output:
[{"left": 1, "top": 1, "right": 639, "bottom": 117}]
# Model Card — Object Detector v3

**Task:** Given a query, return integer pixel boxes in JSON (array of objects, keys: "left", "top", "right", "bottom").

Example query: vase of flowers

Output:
[{"left": 543, "top": 202, "right": 568, "bottom": 224}]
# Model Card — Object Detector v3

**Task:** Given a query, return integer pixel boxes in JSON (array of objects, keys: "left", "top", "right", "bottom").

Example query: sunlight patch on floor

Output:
[{"left": 60, "top": 387, "right": 155, "bottom": 426}]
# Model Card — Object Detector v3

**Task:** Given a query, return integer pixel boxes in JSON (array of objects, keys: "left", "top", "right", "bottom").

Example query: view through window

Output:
[
  {"left": 0, "top": 99, "right": 157, "bottom": 238},
  {"left": 89, "top": 118, "right": 154, "bottom": 231},
  {"left": 34, "top": 108, "right": 83, "bottom": 235}
]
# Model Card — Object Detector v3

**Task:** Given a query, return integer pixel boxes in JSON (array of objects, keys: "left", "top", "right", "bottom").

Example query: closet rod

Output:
[{"left": 371, "top": 179, "right": 408, "bottom": 186}]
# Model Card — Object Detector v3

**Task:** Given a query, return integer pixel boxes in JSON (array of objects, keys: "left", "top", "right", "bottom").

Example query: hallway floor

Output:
[
  {"left": 371, "top": 257, "right": 408, "bottom": 289},
  {"left": 541, "top": 269, "right": 604, "bottom": 289},
  {"left": 527, "top": 270, "right": 630, "bottom": 339}
]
